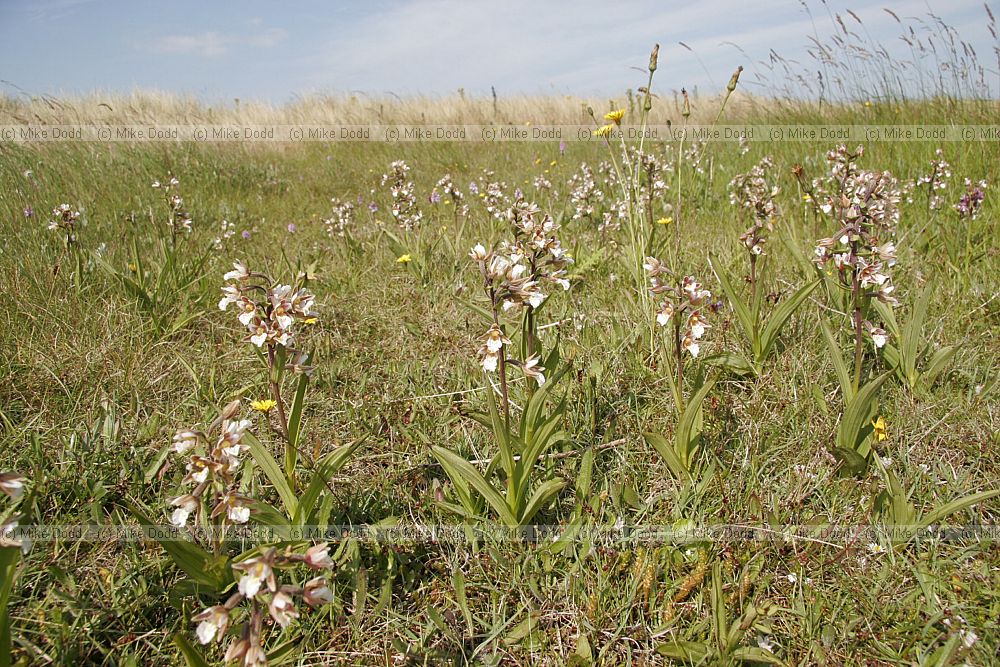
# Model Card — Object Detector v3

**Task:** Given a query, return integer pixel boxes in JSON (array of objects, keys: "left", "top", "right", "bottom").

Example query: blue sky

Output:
[{"left": 1, "top": 0, "right": 996, "bottom": 101}]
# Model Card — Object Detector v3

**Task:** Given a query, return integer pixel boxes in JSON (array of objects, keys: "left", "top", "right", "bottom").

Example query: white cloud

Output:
[
  {"left": 149, "top": 27, "right": 287, "bottom": 57},
  {"left": 299, "top": 0, "right": 789, "bottom": 94},
  {"left": 296, "top": 0, "right": 994, "bottom": 97}
]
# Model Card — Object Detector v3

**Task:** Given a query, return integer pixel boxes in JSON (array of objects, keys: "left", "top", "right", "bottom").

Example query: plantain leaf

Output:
[
  {"left": 820, "top": 318, "right": 855, "bottom": 401},
  {"left": 901, "top": 286, "right": 932, "bottom": 385},
  {"left": 711, "top": 256, "right": 755, "bottom": 344},
  {"left": 711, "top": 562, "right": 728, "bottom": 653},
  {"left": 173, "top": 633, "right": 213, "bottom": 667},
  {"left": 453, "top": 570, "right": 474, "bottom": 635},
  {"left": 676, "top": 379, "right": 717, "bottom": 468},
  {"left": 923, "top": 346, "right": 957, "bottom": 388},
  {"left": 656, "top": 641, "right": 712, "bottom": 662},
  {"left": 128, "top": 504, "right": 231, "bottom": 590},
  {"left": 244, "top": 433, "right": 297, "bottom": 517},
  {"left": 294, "top": 440, "right": 362, "bottom": 525},
  {"left": 920, "top": 489, "right": 1000, "bottom": 529},
  {"left": 731, "top": 647, "right": 784, "bottom": 664},
  {"left": 885, "top": 470, "right": 915, "bottom": 525},
  {"left": 642, "top": 431, "right": 689, "bottom": 480},
  {"left": 836, "top": 372, "right": 890, "bottom": 457},
  {"left": 519, "top": 478, "right": 566, "bottom": 526},
  {"left": 285, "top": 373, "right": 310, "bottom": 475},
  {"left": 431, "top": 446, "right": 518, "bottom": 525},
  {"left": 757, "top": 280, "right": 819, "bottom": 364},
  {"left": 576, "top": 446, "right": 594, "bottom": 499},
  {"left": 831, "top": 446, "right": 869, "bottom": 477},
  {"left": 702, "top": 352, "right": 754, "bottom": 376}
]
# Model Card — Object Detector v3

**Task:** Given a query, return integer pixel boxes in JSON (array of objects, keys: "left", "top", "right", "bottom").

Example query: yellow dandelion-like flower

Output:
[
  {"left": 396, "top": 254, "right": 412, "bottom": 264},
  {"left": 251, "top": 399, "right": 277, "bottom": 413},
  {"left": 534, "top": 158, "right": 542, "bottom": 165},
  {"left": 872, "top": 416, "right": 888, "bottom": 442},
  {"left": 549, "top": 160, "right": 557, "bottom": 167},
  {"left": 595, "top": 124, "right": 614, "bottom": 138},
  {"left": 604, "top": 108, "right": 625, "bottom": 124},
  {"left": 128, "top": 263, "right": 138, "bottom": 272},
  {"left": 656, "top": 216, "right": 673, "bottom": 225},
  {"left": 303, "top": 317, "right": 318, "bottom": 325},
  {"left": 803, "top": 194, "right": 812, "bottom": 202}
]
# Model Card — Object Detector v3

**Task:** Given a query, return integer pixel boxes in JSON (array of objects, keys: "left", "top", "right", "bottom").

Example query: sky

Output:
[{"left": 1, "top": 0, "right": 996, "bottom": 102}]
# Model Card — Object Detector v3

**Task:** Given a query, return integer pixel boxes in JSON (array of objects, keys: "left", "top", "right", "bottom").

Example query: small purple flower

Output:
[
  {"left": 23, "top": 206, "right": 33, "bottom": 218},
  {"left": 357, "top": 194, "right": 364, "bottom": 204},
  {"left": 429, "top": 190, "right": 441, "bottom": 204},
  {"left": 469, "top": 182, "right": 479, "bottom": 195},
  {"left": 368, "top": 202, "right": 378, "bottom": 213},
  {"left": 514, "top": 188, "right": 523, "bottom": 200},
  {"left": 954, "top": 180, "right": 987, "bottom": 219},
  {"left": 241, "top": 230, "right": 251, "bottom": 240},
  {"left": 559, "top": 140, "right": 567, "bottom": 155},
  {"left": 287, "top": 223, "right": 297, "bottom": 233}
]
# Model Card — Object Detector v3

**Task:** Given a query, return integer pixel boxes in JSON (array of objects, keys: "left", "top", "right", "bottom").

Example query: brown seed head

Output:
[
  {"left": 727, "top": 65, "right": 744, "bottom": 93},
  {"left": 648, "top": 43, "right": 660, "bottom": 72}
]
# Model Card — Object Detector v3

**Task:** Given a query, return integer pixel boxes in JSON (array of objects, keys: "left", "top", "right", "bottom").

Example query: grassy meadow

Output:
[{"left": 1, "top": 22, "right": 1000, "bottom": 667}]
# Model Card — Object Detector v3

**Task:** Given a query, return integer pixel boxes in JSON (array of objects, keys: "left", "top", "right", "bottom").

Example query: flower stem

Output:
[{"left": 266, "top": 346, "right": 291, "bottom": 443}]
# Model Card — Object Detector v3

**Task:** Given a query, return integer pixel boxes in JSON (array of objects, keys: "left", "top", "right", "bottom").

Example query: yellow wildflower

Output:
[
  {"left": 251, "top": 399, "right": 277, "bottom": 413},
  {"left": 656, "top": 216, "right": 673, "bottom": 225},
  {"left": 549, "top": 160, "right": 557, "bottom": 167},
  {"left": 396, "top": 254, "right": 412, "bottom": 264},
  {"left": 303, "top": 317, "right": 318, "bottom": 325},
  {"left": 604, "top": 108, "right": 625, "bottom": 124},
  {"left": 872, "top": 416, "right": 888, "bottom": 442}
]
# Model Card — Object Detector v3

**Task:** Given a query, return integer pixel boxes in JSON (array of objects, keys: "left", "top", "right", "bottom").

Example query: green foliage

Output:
[
  {"left": 874, "top": 458, "right": 1000, "bottom": 545},
  {"left": 657, "top": 563, "right": 780, "bottom": 664},
  {"left": 2, "top": 89, "right": 999, "bottom": 663},
  {"left": 712, "top": 255, "right": 819, "bottom": 373},
  {"left": 835, "top": 371, "right": 891, "bottom": 461},
  {"left": 873, "top": 285, "right": 956, "bottom": 391},
  {"left": 127, "top": 504, "right": 232, "bottom": 592},
  {"left": 642, "top": 377, "right": 716, "bottom": 479},
  {"left": 0, "top": 547, "right": 19, "bottom": 667},
  {"left": 432, "top": 363, "right": 570, "bottom": 525},
  {"left": 96, "top": 235, "right": 211, "bottom": 337}
]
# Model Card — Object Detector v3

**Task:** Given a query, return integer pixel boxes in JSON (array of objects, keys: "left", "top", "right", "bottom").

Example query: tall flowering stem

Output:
[
  {"left": 501, "top": 195, "right": 572, "bottom": 370},
  {"left": 469, "top": 212, "right": 565, "bottom": 422},
  {"left": 587, "top": 44, "right": 662, "bottom": 299},
  {"left": 381, "top": 160, "right": 423, "bottom": 231},
  {"left": 168, "top": 401, "right": 253, "bottom": 554},
  {"left": 729, "top": 156, "right": 779, "bottom": 309},
  {"left": 47, "top": 203, "right": 83, "bottom": 280},
  {"left": 813, "top": 145, "right": 900, "bottom": 392},
  {"left": 151, "top": 175, "right": 192, "bottom": 249},
  {"left": 954, "top": 178, "right": 987, "bottom": 277},
  {"left": 219, "top": 261, "right": 317, "bottom": 482},
  {"left": 644, "top": 257, "right": 715, "bottom": 412}
]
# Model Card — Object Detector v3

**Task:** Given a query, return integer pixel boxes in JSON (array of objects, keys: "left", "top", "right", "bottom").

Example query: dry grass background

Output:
[{"left": 0, "top": 89, "right": 770, "bottom": 126}]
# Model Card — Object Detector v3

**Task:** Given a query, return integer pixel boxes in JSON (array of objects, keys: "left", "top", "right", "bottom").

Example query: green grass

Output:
[{"left": 0, "top": 101, "right": 998, "bottom": 665}]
